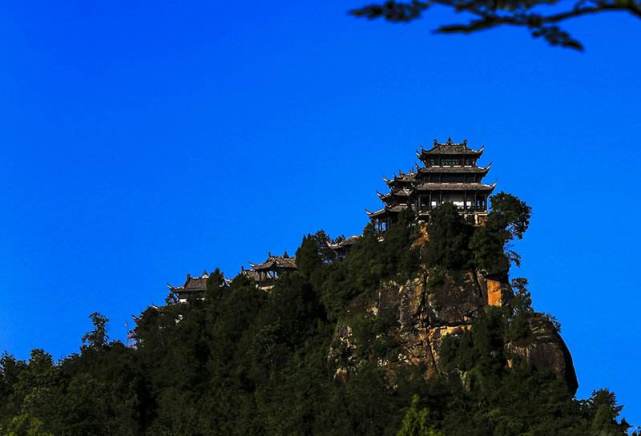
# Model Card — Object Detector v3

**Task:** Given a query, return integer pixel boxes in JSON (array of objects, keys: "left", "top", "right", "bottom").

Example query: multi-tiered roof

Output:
[{"left": 368, "top": 138, "right": 495, "bottom": 230}]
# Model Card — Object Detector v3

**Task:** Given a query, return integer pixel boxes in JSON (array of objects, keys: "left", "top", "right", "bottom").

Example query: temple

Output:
[
  {"left": 167, "top": 137, "right": 496, "bottom": 304},
  {"left": 243, "top": 252, "right": 297, "bottom": 291},
  {"left": 368, "top": 138, "right": 495, "bottom": 230},
  {"left": 326, "top": 235, "right": 361, "bottom": 260},
  {"left": 169, "top": 272, "right": 209, "bottom": 303}
]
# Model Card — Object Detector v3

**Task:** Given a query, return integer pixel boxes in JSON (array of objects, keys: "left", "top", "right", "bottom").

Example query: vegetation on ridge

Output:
[{"left": 0, "top": 193, "right": 634, "bottom": 435}]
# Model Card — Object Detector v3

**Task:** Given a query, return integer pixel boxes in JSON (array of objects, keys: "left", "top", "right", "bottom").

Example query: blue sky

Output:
[{"left": 1, "top": 0, "right": 640, "bottom": 425}]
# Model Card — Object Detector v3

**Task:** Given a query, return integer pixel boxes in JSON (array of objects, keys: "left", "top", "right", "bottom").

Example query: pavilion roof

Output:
[
  {"left": 366, "top": 204, "right": 408, "bottom": 217},
  {"left": 384, "top": 172, "right": 416, "bottom": 186},
  {"left": 251, "top": 254, "right": 297, "bottom": 271},
  {"left": 418, "top": 138, "right": 483, "bottom": 157},
  {"left": 377, "top": 188, "right": 413, "bottom": 201}
]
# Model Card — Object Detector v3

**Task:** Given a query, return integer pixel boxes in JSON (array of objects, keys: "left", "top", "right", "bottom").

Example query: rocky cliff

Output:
[{"left": 328, "top": 268, "right": 578, "bottom": 394}]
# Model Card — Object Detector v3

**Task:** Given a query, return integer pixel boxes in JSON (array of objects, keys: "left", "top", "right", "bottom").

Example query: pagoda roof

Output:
[
  {"left": 415, "top": 182, "right": 496, "bottom": 192},
  {"left": 418, "top": 138, "right": 483, "bottom": 158},
  {"left": 367, "top": 204, "right": 408, "bottom": 217},
  {"left": 377, "top": 188, "right": 413, "bottom": 201},
  {"left": 418, "top": 165, "right": 490, "bottom": 174},
  {"left": 251, "top": 254, "right": 297, "bottom": 271},
  {"left": 384, "top": 172, "right": 417, "bottom": 186}
]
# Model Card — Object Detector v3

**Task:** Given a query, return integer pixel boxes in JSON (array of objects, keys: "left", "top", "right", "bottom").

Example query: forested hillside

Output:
[{"left": 0, "top": 194, "right": 633, "bottom": 435}]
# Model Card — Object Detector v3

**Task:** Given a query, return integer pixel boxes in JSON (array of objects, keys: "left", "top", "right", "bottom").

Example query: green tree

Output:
[
  {"left": 206, "top": 268, "right": 227, "bottom": 300},
  {"left": 3, "top": 413, "right": 52, "bottom": 436},
  {"left": 295, "top": 233, "right": 325, "bottom": 278},
  {"left": 81, "top": 312, "right": 109, "bottom": 351},
  {"left": 587, "top": 389, "right": 630, "bottom": 434},
  {"left": 397, "top": 395, "right": 443, "bottom": 436},
  {"left": 423, "top": 202, "right": 474, "bottom": 270},
  {"left": 470, "top": 192, "right": 531, "bottom": 275},
  {"left": 489, "top": 193, "right": 531, "bottom": 241}
]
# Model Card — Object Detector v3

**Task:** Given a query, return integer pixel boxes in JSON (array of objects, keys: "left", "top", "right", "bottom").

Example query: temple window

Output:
[{"left": 441, "top": 158, "right": 460, "bottom": 166}]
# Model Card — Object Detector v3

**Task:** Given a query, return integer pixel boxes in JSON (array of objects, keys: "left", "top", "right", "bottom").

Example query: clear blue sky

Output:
[{"left": 2, "top": 0, "right": 640, "bottom": 425}]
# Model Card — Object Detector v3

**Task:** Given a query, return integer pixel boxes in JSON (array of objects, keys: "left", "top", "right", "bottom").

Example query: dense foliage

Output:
[{"left": 0, "top": 193, "right": 633, "bottom": 435}]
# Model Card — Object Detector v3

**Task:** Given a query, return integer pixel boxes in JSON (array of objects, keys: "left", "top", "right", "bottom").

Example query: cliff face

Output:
[
  {"left": 328, "top": 270, "right": 578, "bottom": 394},
  {"left": 506, "top": 314, "right": 578, "bottom": 393}
]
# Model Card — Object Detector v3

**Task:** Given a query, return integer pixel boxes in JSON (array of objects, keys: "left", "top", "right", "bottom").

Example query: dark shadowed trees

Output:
[{"left": 0, "top": 191, "right": 632, "bottom": 435}]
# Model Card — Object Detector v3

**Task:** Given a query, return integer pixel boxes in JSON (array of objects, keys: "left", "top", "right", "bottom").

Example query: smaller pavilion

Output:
[
  {"left": 244, "top": 252, "right": 297, "bottom": 290},
  {"left": 327, "top": 235, "right": 361, "bottom": 259},
  {"left": 169, "top": 272, "right": 209, "bottom": 303}
]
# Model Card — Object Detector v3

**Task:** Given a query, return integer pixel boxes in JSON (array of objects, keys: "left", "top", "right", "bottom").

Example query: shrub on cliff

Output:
[{"left": 422, "top": 203, "right": 474, "bottom": 271}]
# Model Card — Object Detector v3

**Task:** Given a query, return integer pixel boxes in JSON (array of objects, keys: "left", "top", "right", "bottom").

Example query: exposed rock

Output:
[
  {"left": 328, "top": 269, "right": 578, "bottom": 394},
  {"left": 486, "top": 278, "right": 505, "bottom": 307},
  {"left": 506, "top": 315, "right": 578, "bottom": 394},
  {"left": 328, "top": 323, "right": 357, "bottom": 382}
]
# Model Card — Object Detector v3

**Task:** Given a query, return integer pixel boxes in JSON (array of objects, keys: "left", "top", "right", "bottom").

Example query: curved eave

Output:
[
  {"left": 366, "top": 208, "right": 387, "bottom": 218},
  {"left": 384, "top": 173, "right": 416, "bottom": 186},
  {"left": 367, "top": 203, "right": 408, "bottom": 218},
  {"left": 378, "top": 189, "right": 412, "bottom": 201},
  {"left": 252, "top": 262, "right": 274, "bottom": 271},
  {"left": 252, "top": 257, "right": 297, "bottom": 271},
  {"left": 377, "top": 191, "right": 391, "bottom": 201}
]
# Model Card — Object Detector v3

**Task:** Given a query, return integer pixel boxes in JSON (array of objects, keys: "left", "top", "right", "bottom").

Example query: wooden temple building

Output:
[
  {"left": 171, "top": 241, "right": 364, "bottom": 302},
  {"left": 243, "top": 253, "right": 298, "bottom": 291},
  {"left": 368, "top": 138, "right": 495, "bottom": 230},
  {"left": 169, "top": 271, "right": 231, "bottom": 303},
  {"left": 326, "top": 235, "right": 361, "bottom": 260},
  {"left": 169, "top": 272, "right": 209, "bottom": 303}
]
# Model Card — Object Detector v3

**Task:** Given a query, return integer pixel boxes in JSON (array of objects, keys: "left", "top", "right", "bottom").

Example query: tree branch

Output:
[{"left": 350, "top": 0, "right": 641, "bottom": 49}]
